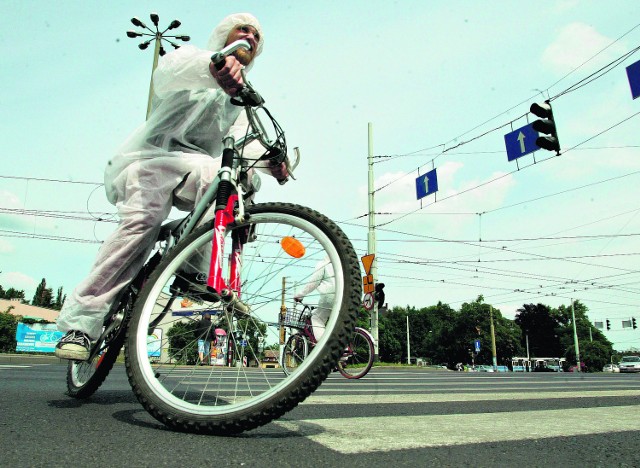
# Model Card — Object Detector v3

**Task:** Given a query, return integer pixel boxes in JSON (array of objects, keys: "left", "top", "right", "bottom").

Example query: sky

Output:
[{"left": 1, "top": 1, "right": 640, "bottom": 352}]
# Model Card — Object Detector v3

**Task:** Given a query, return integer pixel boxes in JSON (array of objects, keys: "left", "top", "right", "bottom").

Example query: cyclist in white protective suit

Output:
[
  {"left": 294, "top": 257, "right": 335, "bottom": 341},
  {"left": 56, "top": 13, "right": 286, "bottom": 361}
]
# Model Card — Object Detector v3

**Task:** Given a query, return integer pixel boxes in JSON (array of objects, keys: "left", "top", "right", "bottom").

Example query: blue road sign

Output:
[
  {"left": 474, "top": 339, "right": 481, "bottom": 353},
  {"left": 415, "top": 168, "right": 438, "bottom": 200},
  {"left": 626, "top": 59, "right": 640, "bottom": 100},
  {"left": 504, "top": 123, "right": 539, "bottom": 161}
]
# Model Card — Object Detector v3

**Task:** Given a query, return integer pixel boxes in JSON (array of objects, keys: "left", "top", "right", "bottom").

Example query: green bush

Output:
[{"left": 0, "top": 309, "right": 18, "bottom": 353}]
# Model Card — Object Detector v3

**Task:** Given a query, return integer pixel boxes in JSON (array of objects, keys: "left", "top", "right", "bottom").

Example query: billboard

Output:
[{"left": 15, "top": 322, "right": 64, "bottom": 353}]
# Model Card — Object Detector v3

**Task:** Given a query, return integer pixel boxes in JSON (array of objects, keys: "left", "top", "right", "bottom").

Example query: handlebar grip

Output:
[{"left": 211, "top": 52, "right": 225, "bottom": 71}]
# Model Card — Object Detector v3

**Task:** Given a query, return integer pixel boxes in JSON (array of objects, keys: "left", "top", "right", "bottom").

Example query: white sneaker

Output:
[{"left": 55, "top": 330, "right": 91, "bottom": 361}]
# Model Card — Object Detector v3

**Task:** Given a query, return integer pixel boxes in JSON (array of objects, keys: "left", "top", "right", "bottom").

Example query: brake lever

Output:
[{"left": 231, "top": 86, "right": 264, "bottom": 107}]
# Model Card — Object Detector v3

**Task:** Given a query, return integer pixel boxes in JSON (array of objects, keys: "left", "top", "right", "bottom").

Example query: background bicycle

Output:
[{"left": 281, "top": 302, "right": 374, "bottom": 379}]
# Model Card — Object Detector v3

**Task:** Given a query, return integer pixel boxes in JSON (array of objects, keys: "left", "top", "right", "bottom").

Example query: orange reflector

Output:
[{"left": 280, "top": 236, "right": 305, "bottom": 258}]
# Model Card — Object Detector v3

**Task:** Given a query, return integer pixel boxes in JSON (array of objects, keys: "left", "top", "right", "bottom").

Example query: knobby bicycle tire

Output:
[
  {"left": 282, "top": 332, "right": 310, "bottom": 375},
  {"left": 66, "top": 291, "right": 131, "bottom": 399},
  {"left": 125, "top": 202, "right": 361, "bottom": 434},
  {"left": 337, "top": 327, "right": 374, "bottom": 379}
]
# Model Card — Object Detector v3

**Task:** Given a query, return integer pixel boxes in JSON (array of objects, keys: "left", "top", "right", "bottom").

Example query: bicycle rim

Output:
[
  {"left": 125, "top": 202, "right": 361, "bottom": 434},
  {"left": 338, "top": 327, "right": 374, "bottom": 379},
  {"left": 282, "top": 333, "right": 309, "bottom": 375}
]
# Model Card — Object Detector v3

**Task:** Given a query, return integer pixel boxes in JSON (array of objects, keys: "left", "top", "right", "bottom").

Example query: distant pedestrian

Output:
[{"left": 195, "top": 313, "right": 216, "bottom": 365}]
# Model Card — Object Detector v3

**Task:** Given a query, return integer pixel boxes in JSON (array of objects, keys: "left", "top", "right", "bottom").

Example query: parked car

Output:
[
  {"left": 618, "top": 355, "right": 640, "bottom": 373},
  {"left": 602, "top": 364, "right": 620, "bottom": 373},
  {"left": 475, "top": 365, "right": 494, "bottom": 372}
]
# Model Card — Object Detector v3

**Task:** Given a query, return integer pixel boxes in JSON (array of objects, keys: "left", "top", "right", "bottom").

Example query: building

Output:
[{"left": 1, "top": 298, "right": 59, "bottom": 322}]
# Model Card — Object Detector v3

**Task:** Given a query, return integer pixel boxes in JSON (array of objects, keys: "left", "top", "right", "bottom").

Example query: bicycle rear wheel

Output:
[
  {"left": 125, "top": 202, "right": 361, "bottom": 434},
  {"left": 66, "top": 290, "right": 131, "bottom": 398},
  {"left": 337, "top": 327, "right": 374, "bottom": 379},
  {"left": 281, "top": 332, "right": 309, "bottom": 375}
]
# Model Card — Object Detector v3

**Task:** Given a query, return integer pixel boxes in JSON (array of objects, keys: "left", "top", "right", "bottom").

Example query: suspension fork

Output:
[{"left": 207, "top": 137, "right": 245, "bottom": 297}]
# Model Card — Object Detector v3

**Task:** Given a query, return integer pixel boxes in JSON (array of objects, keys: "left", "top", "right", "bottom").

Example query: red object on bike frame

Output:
[{"left": 207, "top": 194, "right": 241, "bottom": 295}]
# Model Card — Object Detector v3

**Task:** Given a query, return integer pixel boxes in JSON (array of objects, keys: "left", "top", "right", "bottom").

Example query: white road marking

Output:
[
  {"left": 275, "top": 405, "right": 640, "bottom": 453},
  {"left": 305, "top": 389, "right": 640, "bottom": 404}
]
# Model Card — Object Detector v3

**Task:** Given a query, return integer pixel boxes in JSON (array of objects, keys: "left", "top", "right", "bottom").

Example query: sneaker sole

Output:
[{"left": 55, "top": 347, "right": 90, "bottom": 361}]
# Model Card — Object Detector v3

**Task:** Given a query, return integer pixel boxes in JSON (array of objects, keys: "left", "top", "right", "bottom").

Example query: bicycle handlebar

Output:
[{"left": 210, "top": 40, "right": 299, "bottom": 184}]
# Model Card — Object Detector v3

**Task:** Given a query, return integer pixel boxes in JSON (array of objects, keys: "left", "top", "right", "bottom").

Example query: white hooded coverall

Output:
[
  {"left": 57, "top": 13, "right": 265, "bottom": 340},
  {"left": 295, "top": 257, "right": 336, "bottom": 341}
]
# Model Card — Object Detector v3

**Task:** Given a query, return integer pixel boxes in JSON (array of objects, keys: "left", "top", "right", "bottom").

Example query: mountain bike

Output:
[
  {"left": 65, "top": 39, "right": 361, "bottom": 434},
  {"left": 281, "top": 303, "right": 374, "bottom": 379}
]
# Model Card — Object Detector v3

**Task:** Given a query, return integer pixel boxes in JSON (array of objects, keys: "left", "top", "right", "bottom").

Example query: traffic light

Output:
[
  {"left": 374, "top": 282, "right": 385, "bottom": 309},
  {"left": 633, "top": 317, "right": 637, "bottom": 329},
  {"left": 530, "top": 100, "right": 560, "bottom": 154},
  {"left": 606, "top": 319, "right": 611, "bottom": 330}
]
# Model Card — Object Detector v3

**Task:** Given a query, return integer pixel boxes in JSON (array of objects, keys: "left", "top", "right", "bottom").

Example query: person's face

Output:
[{"left": 225, "top": 24, "right": 261, "bottom": 66}]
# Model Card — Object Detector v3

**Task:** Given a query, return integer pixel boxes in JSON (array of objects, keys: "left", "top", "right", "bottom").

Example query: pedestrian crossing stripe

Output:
[
  {"left": 305, "top": 389, "right": 640, "bottom": 404},
  {"left": 275, "top": 404, "right": 640, "bottom": 453}
]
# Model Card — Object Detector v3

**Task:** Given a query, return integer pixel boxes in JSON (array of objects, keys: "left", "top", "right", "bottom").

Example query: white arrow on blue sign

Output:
[
  {"left": 504, "top": 123, "right": 539, "bottom": 161},
  {"left": 415, "top": 168, "right": 438, "bottom": 200},
  {"left": 474, "top": 339, "right": 481, "bottom": 353},
  {"left": 626, "top": 59, "right": 640, "bottom": 100}
]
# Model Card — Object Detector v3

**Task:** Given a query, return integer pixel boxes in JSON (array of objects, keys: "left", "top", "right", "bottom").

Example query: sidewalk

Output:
[{"left": 0, "top": 353, "right": 65, "bottom": 365}]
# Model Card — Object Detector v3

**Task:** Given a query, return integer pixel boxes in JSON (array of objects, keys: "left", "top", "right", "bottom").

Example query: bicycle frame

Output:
[{"left": 155, "top": 73, "right": 299, "bottom": 317}]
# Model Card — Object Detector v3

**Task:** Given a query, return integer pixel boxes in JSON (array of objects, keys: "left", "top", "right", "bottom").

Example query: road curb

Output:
[{"left": 0, "top": 353, "right": 65, "bottom": 365}]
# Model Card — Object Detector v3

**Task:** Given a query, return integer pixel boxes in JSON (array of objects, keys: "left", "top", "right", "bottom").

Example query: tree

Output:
[
  {"left": 0, "top": 308, "right": 18, "bottom": 352},
  {"left": 32, "top": 278, "right": 53, "bottom": 308},
  {"left": 167, "top": 320, "right": 199, "bottom": 365},
  {"left": 514, "top": 303, "right": 562, "bottom": 357},
  {"left": 565, "top": 341, "right": 611, "bottom": 372},
  {"left": 53, "top": 287, "right": 66, "bottom": 311},
  {"left": 0, "top": 285, "right": 27, "bottom": 302}
]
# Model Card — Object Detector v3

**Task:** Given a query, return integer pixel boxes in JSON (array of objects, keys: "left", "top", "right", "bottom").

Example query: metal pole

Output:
[
  {"left": 571, "top": 299, "right": 581, "bottom": 372},
  {"left": 406, "top": 315, "right": 411, "bottom": 365},
  {"left": 146, "top": 34, "right": 161, "bottom": 120},
  {"left": 490, "top": 306, "right": 498, "bottom": 371},
  {"left": 367, "top": 122, "right": 378, "bottom": 360}
]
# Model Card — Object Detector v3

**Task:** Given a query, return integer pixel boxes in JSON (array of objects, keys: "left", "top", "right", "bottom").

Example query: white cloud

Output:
[
  {"left": 542, "top": 22, "right": 626, "bottom": 75},
  {"left": 0, "top": 239, "right": 15, "bottom": 254},
  {"left": 0, "top": 190, "right": 22, "bottom": 208},
  {"left": 0, "top": 271, "right": 37, "bottom": 292}
]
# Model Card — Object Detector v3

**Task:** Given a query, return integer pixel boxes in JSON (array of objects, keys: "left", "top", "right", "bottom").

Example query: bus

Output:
[
  {"left": 511, "top": 357, "right": 532, "bottom": 372},
  {"left": 511, "top": 357, "right": 566, "bottom": 372}
]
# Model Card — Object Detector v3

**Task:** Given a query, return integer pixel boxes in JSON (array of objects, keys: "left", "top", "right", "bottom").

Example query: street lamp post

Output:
[{"left": 127, "top": 13, "right": 190, "bottom": 119}]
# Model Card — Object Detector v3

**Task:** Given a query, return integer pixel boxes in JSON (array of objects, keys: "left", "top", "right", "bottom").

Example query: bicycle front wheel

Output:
[
  {"left": 337, "top": 327, "right": 374, "bottom": 379},
  {"left": 125, "top": 202, "right": 361, "bottom": 434}
]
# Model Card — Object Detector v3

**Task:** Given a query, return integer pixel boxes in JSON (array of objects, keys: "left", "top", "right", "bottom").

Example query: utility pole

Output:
[
  {"left": 571, "top": 299, "right": 581, "bottom": 372},
  {"left": 367, "top": 122, "right": 379, "bottom": 360},
  {"left": 406, "top": 315, "right": 411, "bottom": 365},
  {"left": 490, "top": 306, "right": 498, "bottom": 371}
]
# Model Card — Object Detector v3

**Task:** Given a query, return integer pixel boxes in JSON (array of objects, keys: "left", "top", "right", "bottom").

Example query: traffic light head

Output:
[
  {"left": 633, "top": 317, "right": 637, "bottom": 329},
  {"left": 375, "top": 282, "right": 386, "bottom": 309},
  {"left": 606, "top": 319, "right": 611, "bottom": 330},
  {"left": 530, "top": 101, "right": 560, "bottom": 154}
]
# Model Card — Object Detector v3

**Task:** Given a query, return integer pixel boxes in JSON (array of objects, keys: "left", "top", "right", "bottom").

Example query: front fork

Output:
[{"left": 207, "top": 142, "right": 250, "bottom": 314}]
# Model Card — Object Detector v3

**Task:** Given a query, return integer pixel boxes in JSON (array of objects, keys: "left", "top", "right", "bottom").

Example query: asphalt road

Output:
[{"left": 2, "top": 357, "right": 640, "bottom": 467}]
